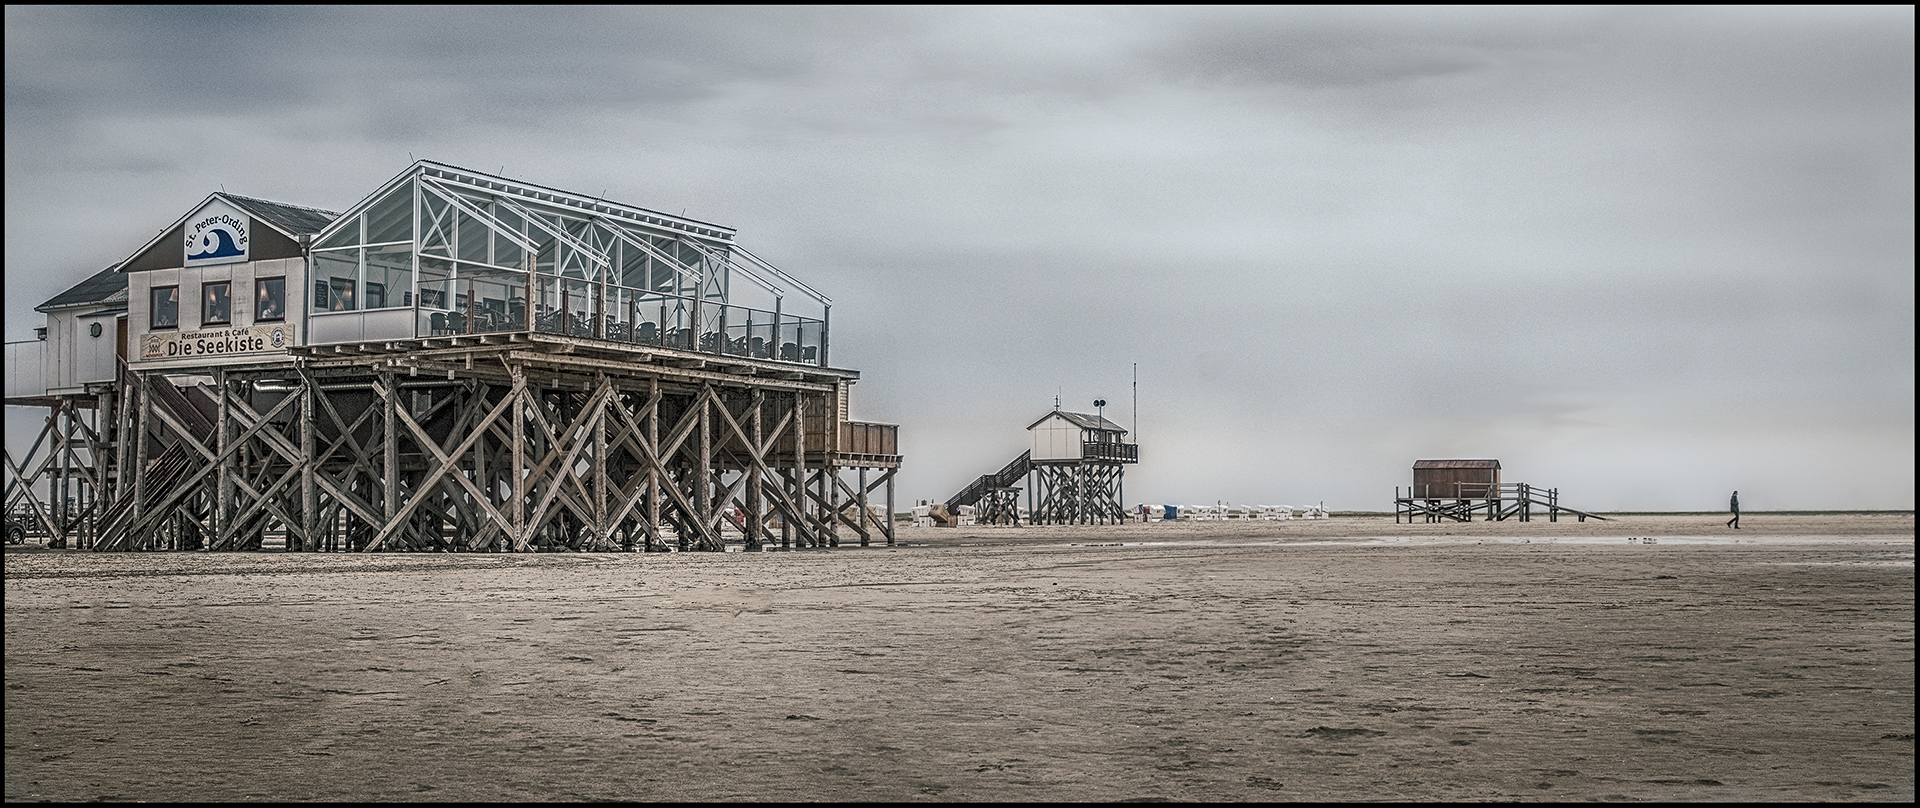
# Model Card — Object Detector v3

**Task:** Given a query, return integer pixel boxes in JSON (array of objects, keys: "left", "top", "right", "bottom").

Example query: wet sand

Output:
[{"left": 5, "top": 513, "right": 1912, "bottom": 801}]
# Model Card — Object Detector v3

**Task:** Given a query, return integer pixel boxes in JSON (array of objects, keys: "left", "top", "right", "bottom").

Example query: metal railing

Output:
[{"left": 412, "top": 275, "right": 829, "bottom": 367}]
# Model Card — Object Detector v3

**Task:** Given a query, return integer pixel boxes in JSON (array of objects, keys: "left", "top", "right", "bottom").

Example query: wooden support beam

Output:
[{"left": 512, "top": 368, "right": 527, "bottom": 550}]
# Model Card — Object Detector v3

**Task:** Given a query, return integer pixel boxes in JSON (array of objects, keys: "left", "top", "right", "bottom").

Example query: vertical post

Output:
[
  {"left": 300, "top": 372, "right": 315, "bottom": 552},
  {"left": 793, "top": 390, "right": 806, "bottom": 547},
  {"left": 857, "top": 467, "right": 869, "bottom": 547},
  {"left": 748, "top": 390, "right": 764, "bottom": 551},
  {"left": 91, "top": 388, "right": 112, "bottom": 549},
  {"left": 215, "top": 371, "right": 233, "bottom": 550},
  {"left": 472, "top": 382, "right": 488, "bottom": 550},
  {"left": 884, "top": 467, "right": 895, "bottom": 546},
  {"left": 51, "top": 400, "right": 68, "bottom": 548},
  {"left": 594, "top": 376, "right": 608, "bottom": 548},
  {"left": 382, "top": 373, "right": 398, "bottom": 547},
  {"left": 133, "top": 376, "right": 151, "bottom": 547},
  {"left": 115, "top": 377, "right": 133, "bottom": 514},
  {"left": 698, "top": 386, "right": 711, "bottom": 550},
  {"left": 820, "top": 468, "right": 835, "bottom": 547},
  {"left": 646, "top": 377, "right": 659, "bottom": 549},
  {"left": 511, "top": 367, "right": 526, "bottom": 550}
]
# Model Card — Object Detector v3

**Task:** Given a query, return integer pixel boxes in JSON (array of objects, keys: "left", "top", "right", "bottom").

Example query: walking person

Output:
[{"left": 1727, "top": 490, "right": 1740, "bottom": 529}]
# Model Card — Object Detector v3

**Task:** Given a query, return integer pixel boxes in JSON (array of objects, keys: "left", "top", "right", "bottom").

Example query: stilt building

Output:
[
  {"left": 1394, "top": 459, "right": 1605, "bottom": 523},
  {"left": 4, "top": 160, "right": 900, "bottom": 552},
  {"left": 944, "top": 408, "right": 1138, "bottom": 525}
]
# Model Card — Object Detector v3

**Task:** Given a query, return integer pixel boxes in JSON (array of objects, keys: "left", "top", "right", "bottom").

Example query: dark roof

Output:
[
  {"left": 1413, "top": 459, "right": 1501, "bottom": 469},
  {"left": 36, "top": 263, "right": 129, "bottom": 312},
  {"left": 1028, "top": 410, "right": 1128, "bottom": 434},
  {"left": 223, "top": 194, "right": 339, "bottom": 236}
]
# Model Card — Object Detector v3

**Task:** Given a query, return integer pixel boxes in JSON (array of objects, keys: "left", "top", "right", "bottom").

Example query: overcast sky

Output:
[{"left": 6, "top": 6, "right": 1913, "bottom": 511}]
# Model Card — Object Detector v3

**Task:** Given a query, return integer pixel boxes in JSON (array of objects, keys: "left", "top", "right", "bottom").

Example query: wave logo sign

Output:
[{"left": 184, "top": 198, "right": 250, "bottom": 267}]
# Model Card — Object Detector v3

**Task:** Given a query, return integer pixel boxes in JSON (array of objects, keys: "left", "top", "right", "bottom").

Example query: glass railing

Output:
[
  {"left": 497, "top": 277, "right": 826, "bottom": 365},
  {"left": 412, "top": 275, "right": 826, "bottom": 366}
]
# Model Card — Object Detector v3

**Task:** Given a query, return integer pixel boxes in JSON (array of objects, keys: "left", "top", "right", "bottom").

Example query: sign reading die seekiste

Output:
[{"left": 141, "top": 323, "right": 296, "bottom": 361}]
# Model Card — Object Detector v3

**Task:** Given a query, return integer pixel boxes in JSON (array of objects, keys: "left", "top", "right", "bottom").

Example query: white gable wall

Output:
[{"left": 1031, "top": 415, "right": 1084, "bottom": 462}]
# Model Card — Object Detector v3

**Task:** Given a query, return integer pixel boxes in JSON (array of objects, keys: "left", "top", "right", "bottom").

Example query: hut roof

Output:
[
  {"left": 1413, "top": 459, "right": 1500, "bottom": 469},
  {"left": 1028, "top": 410, "right": 1128, "bottom": 434}
]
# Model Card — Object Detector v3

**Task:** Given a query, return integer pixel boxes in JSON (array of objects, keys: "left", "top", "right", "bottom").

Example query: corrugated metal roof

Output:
[
  {"left": 1027, "top": 410, "right": 1128, "bottom": 434},
  {"left": 1412, "top": 459, "right": 1501, "bottom": 469},
  {"left": 36, "top": 263, "right": 128, "bottom": 312},
  {"left": 223, "top": 194, "right": 339, "bottom": 236}
]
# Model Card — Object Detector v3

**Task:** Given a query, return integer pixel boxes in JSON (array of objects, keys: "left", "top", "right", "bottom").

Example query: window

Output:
[
  {"left": 151, "top": 286, "right": 179, "bottom": 329},
  {"left": 256, "top": 277, "right": 286, "bottom": 321},
  {"left": 203, "top": 282, "right": 231, "bottom": 325},
  {"left": 311, "top": 248, "right": 358, "bottom": 312},
  {"left": 328, "top": 277, "right": 357, "bottom": 312},
  {"left": 364, "top": 244, "right": 412, "bottom": 309}
]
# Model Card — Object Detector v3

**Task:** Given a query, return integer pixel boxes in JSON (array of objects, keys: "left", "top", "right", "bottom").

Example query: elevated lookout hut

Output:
[
  {"left": 1411, "top": 459, "right": 1500, "bottom": 500},
  {"left": 1396, "top": 458, "right": 1604, "bottom": 523},
  {"left": 942, "top": 409, "right": 1138, "bottom": 527},
  {"left": 1026, "top": 410, "right": 1137, "bottom": 524}
]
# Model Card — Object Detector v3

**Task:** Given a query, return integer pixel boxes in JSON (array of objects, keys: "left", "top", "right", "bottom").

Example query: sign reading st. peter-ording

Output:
[{"left": 184, "top": 197, "right": 250, "bottom": 267}]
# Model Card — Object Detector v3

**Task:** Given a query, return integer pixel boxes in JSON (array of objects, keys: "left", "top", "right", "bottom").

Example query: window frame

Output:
[
  {"left": 151, "top": 285, "right": 180, "bottom": 330},
  {"left": 255, "top": 276, "right": 287, "bottom": 322},
  {"left": 202, "top": 281, "right": 232, "bottom": 326}
]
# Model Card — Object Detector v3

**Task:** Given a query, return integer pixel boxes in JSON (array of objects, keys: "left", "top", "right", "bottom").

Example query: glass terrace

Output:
[{"left": 307, "top": 162, "right": 831, "bottom": 366}]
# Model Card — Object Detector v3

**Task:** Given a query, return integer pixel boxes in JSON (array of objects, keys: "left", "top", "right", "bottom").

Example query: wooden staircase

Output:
[
  {"left": 92, "top": 380, "right": 220, "bottom": 551},
  {"left": 946, "top": 450, "right": 1031, "bottom": 513}
]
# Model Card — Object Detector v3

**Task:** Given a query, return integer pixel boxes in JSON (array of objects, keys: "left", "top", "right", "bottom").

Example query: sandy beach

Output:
[{"left": 5, "top": 513, "right": 1911, "bottom": 802}]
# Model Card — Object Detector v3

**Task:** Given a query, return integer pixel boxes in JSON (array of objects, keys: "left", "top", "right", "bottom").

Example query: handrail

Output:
[{"left": 946, "top": 450, "right": 1031, "bottom": 511}]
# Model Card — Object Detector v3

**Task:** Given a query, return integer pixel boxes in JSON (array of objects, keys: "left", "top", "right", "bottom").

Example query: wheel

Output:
[{"left": 6, "top": 525, "right": 25, "bottom": 545}]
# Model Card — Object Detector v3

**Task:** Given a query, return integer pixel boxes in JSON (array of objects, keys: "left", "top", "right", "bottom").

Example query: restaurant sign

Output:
[{"left": 141, "top": 323, "right": 295, "bottom": 361}]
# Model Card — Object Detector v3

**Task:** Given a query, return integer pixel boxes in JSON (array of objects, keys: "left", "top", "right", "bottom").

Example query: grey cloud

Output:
[
  {"left": 4, "top": 5, "right": 1911, "bottom": 510},
  {"left": 1129, "top": 6, "right": 1605, "bottom": 90}
]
